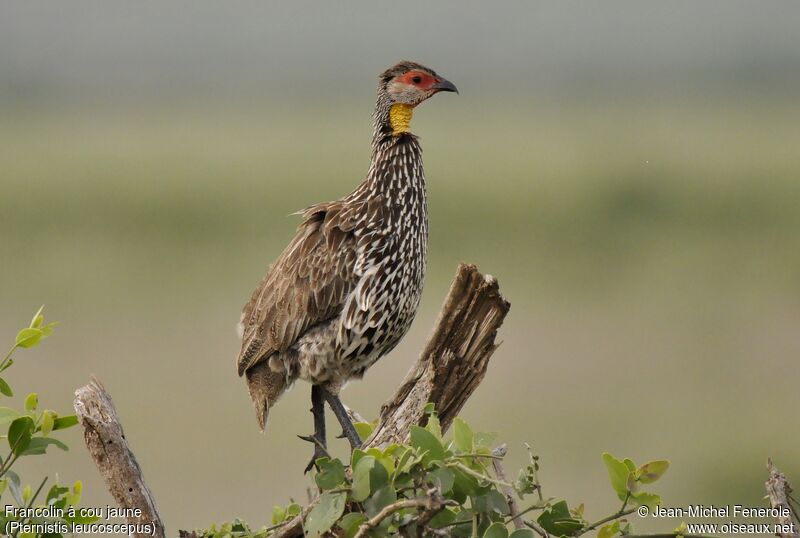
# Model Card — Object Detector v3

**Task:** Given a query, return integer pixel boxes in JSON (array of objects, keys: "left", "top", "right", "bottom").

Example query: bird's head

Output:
[{"left": 376, "top": 61, "right": 457, "bottom": 137}]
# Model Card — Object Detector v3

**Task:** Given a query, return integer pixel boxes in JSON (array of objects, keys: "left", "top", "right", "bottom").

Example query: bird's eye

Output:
[{"left": 412, "top": 75, "right": 422, "bottom": 84}]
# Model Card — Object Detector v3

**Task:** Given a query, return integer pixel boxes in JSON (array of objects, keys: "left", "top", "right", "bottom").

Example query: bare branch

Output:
[
  {"left": 368, "top": 263, "right": 510, "bottom": 446},
  {"left": 73, "top": 377, "right": 165, "bottom": 538},
  {"left": 354, "top": 490, "right": 450, "bottom": 538},
  {"left": 492, "top": 444, "right": 525, "bottom": 531},
  {"left": 766, "top": 459, "right": 799, "bottom": 538}
]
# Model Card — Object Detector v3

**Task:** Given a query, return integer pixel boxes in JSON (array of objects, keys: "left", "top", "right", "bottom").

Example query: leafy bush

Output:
[
  {"left": 194, "top": 406, "right": 670, "bottom": 538},
  {"left": 0, "top": 307, "right": 97, "bottom": 537}
]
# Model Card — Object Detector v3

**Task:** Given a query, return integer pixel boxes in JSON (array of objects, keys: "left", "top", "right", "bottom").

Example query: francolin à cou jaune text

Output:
[{"left": 236, "top": 61, "right": 457, "bottom": 470}]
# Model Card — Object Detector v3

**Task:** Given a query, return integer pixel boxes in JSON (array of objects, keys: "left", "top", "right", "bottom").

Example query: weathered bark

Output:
[
  {"left": 73, "top": 377, "right": 165, "bottom": 538},
  {"left": 766, "top": 459, "right": 799, "bottom": 538},
  {"left": 273, "top": 263, "right": 510, "bottom": 537},
  {"left": 367, "top": 263, "right": 510, "bottom": 446}
]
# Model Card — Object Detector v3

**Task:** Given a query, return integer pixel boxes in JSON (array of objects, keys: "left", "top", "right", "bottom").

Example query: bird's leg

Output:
[
  {"left": 299, "top": 384, "right": 328, "bottom": 473},
  {"left": 321, "top": 387, "right": 363, "bottom": 450}
]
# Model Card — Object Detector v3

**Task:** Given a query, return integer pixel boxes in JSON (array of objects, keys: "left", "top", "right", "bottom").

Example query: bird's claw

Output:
[
  {"left": 299, "top": 434, "right": 329, "bottom": 474},
  {"left": 343, "top": 430, "right": 363, "bottom": 451}
]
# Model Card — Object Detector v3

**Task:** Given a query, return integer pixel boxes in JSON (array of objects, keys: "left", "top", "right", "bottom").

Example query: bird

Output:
[{"left": 236, "top": 61, "right": 457, "bottom": 470}]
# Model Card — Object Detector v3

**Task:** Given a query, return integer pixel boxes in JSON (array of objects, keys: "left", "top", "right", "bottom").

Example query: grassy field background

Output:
[{"left": 2, "top": 91, "right": 799, "bottom": 532}]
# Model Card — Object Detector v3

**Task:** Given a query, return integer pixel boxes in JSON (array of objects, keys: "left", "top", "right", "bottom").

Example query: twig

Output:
[
  {"left": 578, "top": 506, "right": 636, "bottom": 536},
  {"left": 74, "top": 377, "right": 165, "bottom": 538},
  {"left": 354, "top": 494, "right": 446, "bottom": 538},
  {"left": 10, "top": 476, "right": 49, "bottom": 538},
  {"left": 523, "top": 520, "right": 550, "bottom": 538},
  {"left": 525, "top": 443, "right": 544, "bottom": 502},
  {"left": 491, "top": 445, "right": 525, "bottom": 531}
]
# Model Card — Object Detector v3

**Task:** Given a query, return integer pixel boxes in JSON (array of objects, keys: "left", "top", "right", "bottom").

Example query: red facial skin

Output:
[{"left": 399, "top": 71, "right": 440, "bottom": 91}]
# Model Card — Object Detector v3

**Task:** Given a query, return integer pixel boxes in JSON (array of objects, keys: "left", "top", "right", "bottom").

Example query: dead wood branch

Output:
[
  {"left": 368, "top": 263, "right": 510, "bottom": 446},
  {"left": 492, "top": 444, "right": 525, "bottom": 531},
  {"left": 766, "top": 459, "right": 799, "bottom": 538},
  {"left": 73, "top": 377, "right": 165, "bottom": 538}
]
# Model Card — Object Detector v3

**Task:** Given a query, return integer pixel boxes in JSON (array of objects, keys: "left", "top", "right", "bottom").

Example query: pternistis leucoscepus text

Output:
[{"left": 236, "top": 61, "right": 457, "bottom": 471}]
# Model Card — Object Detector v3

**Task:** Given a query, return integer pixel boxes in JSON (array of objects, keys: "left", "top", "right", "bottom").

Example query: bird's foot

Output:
[{"left": 298, "top": 434, "right": 329, "bottom": 473}]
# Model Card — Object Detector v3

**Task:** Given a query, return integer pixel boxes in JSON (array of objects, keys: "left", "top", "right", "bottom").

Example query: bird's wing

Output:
[{"left": 236, "top": 200, "right": 367, "bottom": 376}]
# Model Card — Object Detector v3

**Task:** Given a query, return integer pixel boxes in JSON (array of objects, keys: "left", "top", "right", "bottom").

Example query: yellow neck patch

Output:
[{"left": 389, "top": 104, "right": 414, "bottom": 135}]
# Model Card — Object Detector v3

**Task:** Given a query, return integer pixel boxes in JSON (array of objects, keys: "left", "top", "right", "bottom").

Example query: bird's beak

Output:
[{"left": 432, "top": 78, "right": 458, "bottom": 94}]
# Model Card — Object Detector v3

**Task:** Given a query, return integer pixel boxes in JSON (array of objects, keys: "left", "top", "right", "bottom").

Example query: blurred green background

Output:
[{"left": 2, "top": 1, "right": 799, "bottom": 534}]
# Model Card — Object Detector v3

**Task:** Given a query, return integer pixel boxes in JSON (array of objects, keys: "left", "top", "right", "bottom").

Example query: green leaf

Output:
[
  {"left": 53, "top": 414, "right": 79, "bottom": 430},
  {"left": 632, "top": 491, "right": 661, "bottom": 509},
  {"left": 338, "top": 513, "right": 366, "bottom": 538},
  {"left": 483, "top": 521, "right": 509, "bottom": 538},
  {"left": 30, "top": 306, "right": 45, "bottom": 328},
  {"left": 638, "top": 460, "right": 670, "bottom": 484},
  {"left": 450, "top": 466, "right": 480, "bottom": 503},
  {"left": 351, "top": 448, "right": 367, "bottom": 468},
  {"left": 514, "top": 468, "right": 535, "bottom": 496},
  {"left": 426, "top": 413, "right": 442, "bottom": 440},
  {"left": 453, "top": 418, "right": 474, "bottom": 453},
  {"left": 0, "top": 407, "right": 19, "bottom": 426},
  {"left": 351, "top": 455, "right": 376, "bottom": 502},
  {"left": 6, "top": 470, "right": 23, "bottom": 505},
  {"left": 429, "top": 508, "right": 457, "bottom": 529},
  {"left": 286, "top": 502, "right": 302, "bottom": 518},
  {"left": 602, "top": 452, "right": 631, "bottom": 499},
  {"left": 271, "top": 506, "right": 286, "bottom": 525},
  {"left": 0, "top": 378, "right": 13, "bottom": 397},
  {"left": 410, "top": 425, "right": 445, "bottom": 465},
  {"left": 304, "top": 491, "right": 346, "bottom": 538},
  {"left": 24, "top": 393, "right": 38, "bottom": 412},
  {"left": 427, "top": 466, "right": 455, "bottom": 494},
  {"left": 15, "top": 328, "right": 44, "bottom": 349},
  {"left": 40, "top": 322, "right": 59, "bottom": 337},
  {"left": 626, "top": 472, "right": 639, "bottom": 494},
  {"left": 475, "top": 490, "right": 510, "bottom": 516},
  {"left": 537, "top": 500, "right": 584, "bottom": 536},
  {"left": 598, "top": 521, "right": 621, "bottom": 538},
  {"left": 41, "top": 410, "right": 55, "bottom": 436},
  {"left": 366, "top": 447, "right": 395, "bottom": 476},
  {"left": 315, "top": 458, "right": 345, "bottom": 490},
  {"left": 354, "top": 422, "right": 374, "bottom": 441},
  {"left": 46, "top": 483, "right": 69, "bottom": 506},
  {"left": 509, "top": 530, "right": 536, "bottom": 538},
  {"left": 8, "top": 416, "right": 34, "bottom": 455},
  {"left": 369, "top": 457, "right": 389, "bottom": 492},
  {"left": 364, "top": 485, "right": 397, "bottom": 518},
  {"left": 20, "top": 436, "right": 69, "bottom": 456},
  {"left": 474, "top": 431, "right": 497, "bottom": 449}
]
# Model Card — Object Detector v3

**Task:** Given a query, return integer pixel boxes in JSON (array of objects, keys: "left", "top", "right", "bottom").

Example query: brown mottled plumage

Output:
[{"left": 237, "top": 62, "right": 457, "bottom": 441}]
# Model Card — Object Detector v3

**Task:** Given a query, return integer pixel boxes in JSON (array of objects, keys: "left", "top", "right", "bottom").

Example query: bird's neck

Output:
[
  {"left": 359, "top": 95, "right": 425, "bottom": 205},
  {"left": 364, "top": 127, "right": 425, "bottom": 200},
  {"left": 372, "top": 95, "right": 416, "bottom": 147}
]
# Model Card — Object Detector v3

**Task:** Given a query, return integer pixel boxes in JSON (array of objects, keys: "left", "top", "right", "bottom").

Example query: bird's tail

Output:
[{"left": 245, "top": 362, "right": 288, "bottom": 431}]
